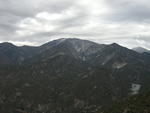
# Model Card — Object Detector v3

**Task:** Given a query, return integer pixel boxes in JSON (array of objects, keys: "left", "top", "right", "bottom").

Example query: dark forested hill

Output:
[{"left": 103, "top": 91, "right": 150, "bottom": 113}]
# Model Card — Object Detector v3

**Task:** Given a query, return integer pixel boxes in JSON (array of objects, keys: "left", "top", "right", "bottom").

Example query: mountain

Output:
[
  {"left": 0, "top": 42, "right": 39, "bottom": 65},
  {"left": 132, "top": 47, "right": 150, "bottom": 53},
  {"left": 103, "top": 91, "right": 150, "bottom": 113},
  {"left": 142, "top": 52, "right": 150, "bottom": 64},
  {"left": 0, "top": 38, "right": 150, "bottom": 113}
]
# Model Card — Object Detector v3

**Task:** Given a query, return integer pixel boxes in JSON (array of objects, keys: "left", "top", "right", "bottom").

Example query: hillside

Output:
[{"left": 103, "top": 91, "right": 150, "bottom": 113}]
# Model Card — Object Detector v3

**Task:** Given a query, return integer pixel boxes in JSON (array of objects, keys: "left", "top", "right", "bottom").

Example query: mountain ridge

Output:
[{"left": 0, "top": 38, "right": 141, "bottom": 65}]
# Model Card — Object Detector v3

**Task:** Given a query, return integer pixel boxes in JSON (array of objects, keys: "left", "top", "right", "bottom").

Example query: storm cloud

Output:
[{"left": 0, "top": 0, "right": 150, "bottom": 49}]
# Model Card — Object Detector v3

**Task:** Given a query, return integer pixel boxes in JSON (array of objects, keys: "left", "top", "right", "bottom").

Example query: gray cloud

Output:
[
  {"left": 104, "top": 0, "right": 150, "bottom": 23},
  {"left": 0, "top": 0, "right": 150, "bottom": 49}
]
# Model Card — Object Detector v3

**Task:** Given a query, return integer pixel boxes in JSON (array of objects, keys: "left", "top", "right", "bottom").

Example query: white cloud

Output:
[
  {"left": 16, "top": 17, "right": 56, "bottom": 36},
  {"left": 36, "top": 8, "right": 78, "bottom": 21}
]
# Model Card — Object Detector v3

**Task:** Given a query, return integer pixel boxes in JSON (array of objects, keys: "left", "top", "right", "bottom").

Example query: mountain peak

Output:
[
  {"left": 109, "top": 43, "right": 123, "bottom": 49},
  {"left": 110, "top": 43, "right": 120, "bottom": 46},
  {"left": 0, "top": 42, "right": 15, "bottom": 47},
  {"left": 42, "top": 38, "right": 104, "bottom": 50}
]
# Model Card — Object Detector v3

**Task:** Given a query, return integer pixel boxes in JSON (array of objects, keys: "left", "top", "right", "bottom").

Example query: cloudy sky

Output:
[{"left": 0, "top": 0, "right": 150, "bottom": 49}]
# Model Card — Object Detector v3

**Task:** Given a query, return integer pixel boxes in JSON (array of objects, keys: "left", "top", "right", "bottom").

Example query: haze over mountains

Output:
[{"left": 0, "top": 38, "right": 150, "bottom": 113}]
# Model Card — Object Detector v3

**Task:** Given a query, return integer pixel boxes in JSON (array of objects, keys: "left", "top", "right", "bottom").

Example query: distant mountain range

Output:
[
  {"left": 132, "top": 47, "right": 150, "bottom": 53},
  {"left": 0, "top": 38, "right": 150, "bottom": 113}
]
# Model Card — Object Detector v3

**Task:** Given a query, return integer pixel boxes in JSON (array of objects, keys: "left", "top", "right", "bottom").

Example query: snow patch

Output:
[{"left": 131, "top": 83, "right": 141, "bottom": 95}]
